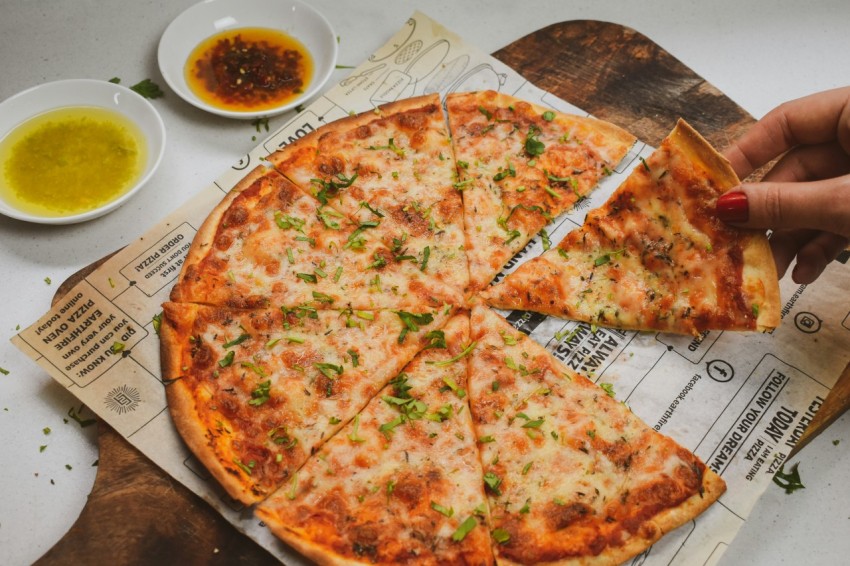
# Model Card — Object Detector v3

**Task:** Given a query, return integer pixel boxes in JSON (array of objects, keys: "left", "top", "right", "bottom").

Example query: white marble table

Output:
[{"left": 1, "top": 1, "right": 849, "bottom": 564}]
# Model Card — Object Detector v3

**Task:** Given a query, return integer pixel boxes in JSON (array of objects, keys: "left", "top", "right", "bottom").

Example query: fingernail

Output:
[{"left": 716, "top": 191, "right": 749, "bottom": 223}]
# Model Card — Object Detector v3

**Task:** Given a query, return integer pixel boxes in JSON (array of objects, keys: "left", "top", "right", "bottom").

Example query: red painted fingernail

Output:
[{"left": 716, "top": 191, "right": 749, "bottom": 223}]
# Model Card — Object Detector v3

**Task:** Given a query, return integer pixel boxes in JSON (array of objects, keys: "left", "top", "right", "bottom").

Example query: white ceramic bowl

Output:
[
  {"left": 158, "top": 0, "right": 338, "bottom": 119},
  {"left": 0, "top": 79, "right": 166, "bottom": 225}
]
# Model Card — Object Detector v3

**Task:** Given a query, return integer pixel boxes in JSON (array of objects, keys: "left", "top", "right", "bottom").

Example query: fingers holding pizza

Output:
[{"left": 718, "top": 86, "right": 850, "bottom": 284}]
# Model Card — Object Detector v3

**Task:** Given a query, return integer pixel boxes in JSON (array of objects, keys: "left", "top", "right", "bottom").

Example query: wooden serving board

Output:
[{"left": 37, "top": 20, "right": 849, "bottom": 564}]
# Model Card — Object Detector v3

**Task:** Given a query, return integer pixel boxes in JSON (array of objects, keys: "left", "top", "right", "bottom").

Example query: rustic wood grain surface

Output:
[{"left": 38, "top": 19, "right": 848, "bottom": 565}]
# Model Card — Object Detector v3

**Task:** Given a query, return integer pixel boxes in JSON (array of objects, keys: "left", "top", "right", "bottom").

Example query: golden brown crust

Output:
[
  {"left": 669, "top": 119, "right": 740, "bottom": 190},
  {"left": 170, "top": 166, "right": 271, "bottom": 303},
  {"left": 160, "top": 302, "right": 263, "bottom": 504},
  {"left": 670, "top": 119, "right": 780, "bottom": 331},
  {"left": 744, "top": 234, "right": 782, "bottom": 330},
  {"left": 253, "top": 516, "right": 364, "bottom": 566},
  {"left": 495, "top": 467, "right": 722, "bottom": 566}
]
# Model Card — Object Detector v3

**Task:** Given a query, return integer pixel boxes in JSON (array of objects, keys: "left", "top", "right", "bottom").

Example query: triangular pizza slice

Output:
[
  {"left": 160, "top": 302, "right": 455, "bottom": 504},
  {"left": 268, "top": 94, "right": 469, "bottom": 295},
  {"left": 171, "top": 166, "right": 462, "bottom": 311},
  {"left": 483, "top": 120, "right": 780, "bottom": 335},
  {"left": 445, "top": 91, "right": 636, "bottom": 292},
  {"left": 466, "top": 305, "right": 726, "bottom": 564},
  {"left": 256, "top": 314, "right": 494, "bottom": 564}
]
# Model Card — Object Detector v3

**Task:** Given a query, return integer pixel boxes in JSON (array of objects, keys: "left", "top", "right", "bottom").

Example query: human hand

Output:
[{"left": 717, "top": 86, "right": 850, "bottom": 284}]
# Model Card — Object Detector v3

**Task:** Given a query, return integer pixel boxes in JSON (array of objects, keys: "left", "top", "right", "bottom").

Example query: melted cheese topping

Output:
[
  {"left": 467, "top": 306, "right": 714, "bottom": 562},
  {"left": 485, "top": 134, "right": 758, "bottom": 335},
  {"left": 270, "top": 96, "right": 469, "bottom": 294},
  {"left": 257, "top": 315, "right": 494, "bottom": 564},
  {"left": 164, "top": 303, "right": 454, "bottom": 501},
  {"left": 173, "top": 169, "right": 462, "bottom": 310},
  {"left": 445, "top": 91, "right": 635, "bottom": 291}
]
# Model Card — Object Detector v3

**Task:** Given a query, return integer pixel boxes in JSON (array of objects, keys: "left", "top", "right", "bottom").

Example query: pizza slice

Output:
[
  {"left": 268, "top": 94, "right": 469, "bottom": 294},
  {"left": 482, "top": 120, "right": 781, "bottom": 335},
  {"left": 445, "top": 91, "right": 636, "bottom": 292},
  {"left": 466, "top": 305, "right": 725, "bottom": 564},
  {"left": 170, "top": 166, "right": 462, "bottom": 310},
  {"left": 160, "top": 302, "right": 455, "bottom": 504},
  {"left": 256, "top": 314, "right": 495, "bottom": 565}
]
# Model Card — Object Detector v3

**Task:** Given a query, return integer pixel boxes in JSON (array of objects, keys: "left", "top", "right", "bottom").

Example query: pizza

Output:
[
  {"left": 160, "top": 302, "right": 456, "bottom": 504},
  {"left": 160, "top": 92, "right": 773, "bottom": 564},
  {"left": 466, "top": 304, "right": 725, "bottom": 564},
  {"left": 256, "top": 314, "right": 495, "bottom": 564},
  {"left": 268, "top": 95, "right": 469, "bottom": 295},
  {"left": 446, "top": 91, "right": 636, "bottom": 292},
  {"left": 482, "top": 120, "right": 781, "bottom": 336}
]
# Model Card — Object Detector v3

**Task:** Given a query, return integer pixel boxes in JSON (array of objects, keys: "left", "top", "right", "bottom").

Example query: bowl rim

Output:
[
  {"left": 157, "top": 0, "right": 338, "bottom": 120},
  {"left": 0, "top": 78, "right": 167, "bottom": 225}
]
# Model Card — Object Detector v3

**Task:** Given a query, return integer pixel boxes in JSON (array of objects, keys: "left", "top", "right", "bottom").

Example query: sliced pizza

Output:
[
  {"left": 445, "top": 91, "right": 636, "bottom": 292},
  {"left": 256, "top": 314, "right": 494, "bottom": 565},
  {"left": 268, "top": 94, "right": 469, "bottom": 295},
  {"left": 466, "top": 305, "right": 726, "bottom": 565},
  {"left": 483, "top": 119, "right": 781, "bottom": 336},
  {"left": 171, "top": 166, "right": 462, "bottom": 310},
  {"left": 160, "top": 302, "right": 455, "bottom": 504}
]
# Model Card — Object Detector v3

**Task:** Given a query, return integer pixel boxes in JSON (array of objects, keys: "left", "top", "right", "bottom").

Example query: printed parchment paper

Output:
[{"left": 12, "top": 12, "right": 850, "bottom": 565}]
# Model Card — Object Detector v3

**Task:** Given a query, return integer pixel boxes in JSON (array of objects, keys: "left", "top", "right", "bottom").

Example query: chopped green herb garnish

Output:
[
  {"left": 441, "top": 375, "right": 467, "bottom": 399},
  {"left": 296, "top": 272, "right": 318, "bottom": 283},
  {"left": 248, "top": 380, "right": 271, "bottom": 406},
  {"left": 483, "top": 471, "right": 502, "bottom": 495},
  {"left": 424, "top": 330, "right": 447, "bottom": 349},
  {"left": 395, "top": 311, "right": 434, "bottom": 344},
  {"left": 540, "top": 228, "right": 551, "bottom": 251},
  {"left": 427, "top": 340, "right": 477, "bottom": 367},
  {"left": 286, "top": 472, "right": 299, "bottom": 499},
  {"left": 430, "top": 501, "right": 454, "bottom": 517},
  {"left": 524, "top": 125, "right": 545, "bottom": 156},
  {"left": 218, "top": 351, "right": 235, "bottom": 367},
  {"left": 522, "top": 418, "right": 545, "bottom": 429},
  {"left": 639, "top": 156, "right": 651, "bottom": 171},
  {"left": 347, "top": 349, "right": 360, "bottom": 367},
  {"left": 67, "top": 405, "right": 96, "bottom": 428},
  {"left": 600, "top": 382, "right": 616, "bottom": 398},
  {"left": 348, "top": 414, "right": 366, "bottom": 443},
  {"left": 118, "top": 78, "right": 164, "bottom": 99},
  {"left": 773, "top": 462, "right": 805, "bottom": 494},
  {"left": 312, "top": 291, "right": 334, "bottom": 304},
  {"left": 311, "top": 173, "right": 358, "bottom": 205},
  {"left": 492, "top": 528, "right": 511, "bottom": 544},
  {"left": 223, "top": 333, "right": 250, "bottom": 348},
  {"left": 367, "top": 138, "right": 405, "bottom": 157},
  {"left": 359, "top": 201, "right": 384, "bottom": 218},
  {"left": 151, "top": 312, "right": 162, "bottom": 335},
  {"left": 451, "top": 516, "right": 478, "bottom": 542},
  {"left": 314, "top": 362, "right": 344, "bottom": 379},
  {"left": 420, "top": 245, "right": 431, "bottom": 271},
  {"left": 233, "top": 458, "right": 254, "bottom": 476}
]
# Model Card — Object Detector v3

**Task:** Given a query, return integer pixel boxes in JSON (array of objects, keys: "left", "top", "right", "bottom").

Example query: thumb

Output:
[{"left": 716, "top": 174, "right": 850, "bottom": 238}]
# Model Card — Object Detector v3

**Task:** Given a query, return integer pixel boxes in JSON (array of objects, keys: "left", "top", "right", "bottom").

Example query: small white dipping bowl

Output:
[
  {"left": 158, "top": 0, "right": 338, "bottom": 119},
  {"left": 0, "top": 79, "right": 166, "bottom": 225}
]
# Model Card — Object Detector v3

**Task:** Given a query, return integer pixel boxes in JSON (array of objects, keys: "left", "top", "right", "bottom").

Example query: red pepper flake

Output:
[{"left": 186, "top": 27, "right": 313, "bottom": 112}]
